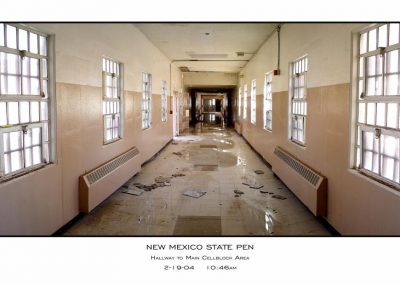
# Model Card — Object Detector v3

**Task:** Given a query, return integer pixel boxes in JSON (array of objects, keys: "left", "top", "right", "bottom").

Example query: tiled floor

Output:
[{"left": 64, "top": 125, "right": 331, "bottom": 236}]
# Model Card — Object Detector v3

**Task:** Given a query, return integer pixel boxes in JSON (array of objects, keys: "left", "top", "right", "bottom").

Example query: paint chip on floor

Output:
[
  {"left": 122, "top": 188, "right": 144, "bottom": 196},
  {"left": 183, "top": 190, "right": 207, "bottom": 198}
]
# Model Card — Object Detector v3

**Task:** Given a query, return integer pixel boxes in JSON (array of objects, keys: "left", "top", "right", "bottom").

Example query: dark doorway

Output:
[{"left": 188, "top": 87, "right": 234, "bottom": 128}]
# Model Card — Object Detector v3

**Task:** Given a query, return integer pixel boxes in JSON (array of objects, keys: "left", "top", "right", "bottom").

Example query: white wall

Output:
[
  {"left": 0, "top": 23, "right": 182, "bottom": 235},
  {"left": 183, "top": 71, "right": 238, "bottom": 87},
  {"left": 238, "top": 23, "right": 400, "bottom": 235}
]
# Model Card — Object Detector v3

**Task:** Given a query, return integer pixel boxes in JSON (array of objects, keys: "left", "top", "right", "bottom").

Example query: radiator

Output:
[
  {"left": 273, "top": 146, "right": 327, "bottom": 216},
  {"left": 79, "top": 147, "right": 141, "bottom": 213}
]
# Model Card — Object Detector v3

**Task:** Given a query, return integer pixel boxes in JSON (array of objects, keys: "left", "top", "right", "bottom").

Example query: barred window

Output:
[
  {"left": 142, "top": 72, "right": 152, "bottom": 129},
  {"left": 356, "top": 23, "right": 400, "bottom": 186},
  {"left": 161, "top": 80, "right": 167, "bottom": 122},
  {"left": 102, "top": 57, "right": 122, "bottom": 144},
  {"left": 289, "top": 55, "right": 308, "bottom": 145},
  {"left": 264, "top": 72, "right": 273, "bottom": 130},
  {"left": 250, "top": 79, "right": 256, "bottom": 124},
  {"left": 243, "top": 84, "right": 248, "bottom": 120},
  {"left": 238, "top": 87, "right": 242, "bottom": 117},
  {"left": 0, "top": 24, "right": 51, "bottom": 180}
]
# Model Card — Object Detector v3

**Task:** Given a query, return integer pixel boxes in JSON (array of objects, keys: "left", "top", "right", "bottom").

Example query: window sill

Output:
[
  {"left": 348, "top": 168, "right": 400, "bottom": 196},
  {"left": 0, "top": 163, "right": 52, "bottom": 184},
  {"left": 103, "top": 137, "right": 122, "bottom": 146},
  {"left": 290, "top": 139, "right": 306, "bottom": 148}
]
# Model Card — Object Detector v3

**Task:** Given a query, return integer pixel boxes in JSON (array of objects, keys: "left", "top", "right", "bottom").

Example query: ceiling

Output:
[{"left": 135, "top": 23, "right": 277, "bottom": 73}]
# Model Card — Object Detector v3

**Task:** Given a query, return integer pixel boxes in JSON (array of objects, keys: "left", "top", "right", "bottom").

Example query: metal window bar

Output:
[
  {"left": 356, "top": 24, "right": 400, "bottom": 186},
  {"left": 102, "top": 58, "right": 122, "bottom": 144},
  {"left": 0, "top": 24, "right": 50, "bottom": 178},
  {"left": 251, "top": 80, "right": 256, "bottom": 124},
  {"left": 243, "top": 85, "right": 247, "bottom": 119},
  {"left": 290, "top": 57, "right": 308, "bottom": 145},
  {"left": 142, "top": 73, "right": 152, "bottom": 129},
  {"left": 264, "top": 72, "right": 273, "bottom": 130}
]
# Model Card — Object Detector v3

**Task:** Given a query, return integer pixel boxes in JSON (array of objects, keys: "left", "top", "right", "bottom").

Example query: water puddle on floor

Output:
[{"left": 63, "top": 124, "right": 331, "bottom": 236}]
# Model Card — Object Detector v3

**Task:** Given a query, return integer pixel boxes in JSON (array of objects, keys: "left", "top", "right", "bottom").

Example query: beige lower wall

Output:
[
  {"left": 0, "top": 82, "right": 173, "bottom": 235},
  {"left": 239, "top": 83, "right": 400, "bottom": 235}
]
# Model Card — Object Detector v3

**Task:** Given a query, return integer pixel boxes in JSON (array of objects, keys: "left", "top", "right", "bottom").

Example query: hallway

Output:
[{"left": 64, "top": 126, "right": 330, "bottom": 236}]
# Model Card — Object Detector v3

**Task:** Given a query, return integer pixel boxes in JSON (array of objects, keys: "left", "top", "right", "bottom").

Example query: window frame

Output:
[
  {"left": 0, "top": 23, "right": 54, "bottom": 181},
  {"left": 238, "top": 87, "right": 242, "bottom": 117},
  {"left": 289, "top": 55, "right": 308, "bottom": 146},
  {"left": 354, "top": 23, "right": 400, "bottom": 188},
  {"left": 142, "top": 72, "right": 152, "bottom": 130},
  {"left": 250, "top": 79, "right": 256, "bottom": 124},
  {"left": 102, "top": 56, "right": 123, "bottom": 145},
  {"left": 243, "top": 84, "right": 248, "bottom": 120},
  {"left": 264, "top": 72, "right": 273, "bottom": 131},
  {"left": 161, "top": 80, "right": 167, "bottom": 122}
]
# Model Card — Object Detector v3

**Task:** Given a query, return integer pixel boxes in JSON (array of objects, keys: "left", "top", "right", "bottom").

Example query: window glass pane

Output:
[
  {"left": 25, "top": 148, "right": 32, "bottom": 168},
  {"left": 9, "top": 131, "right": 22, "bottom": 151},
  {"left": 39, "top": 36, "right": 47, "bottom": 56},
  {"left": 30, "top": 58, "right": 39, "bottom": 77},
  {"left": 30, "top": 101, "right": 39, "bottom": 122},
  {"left": 8, "top": 102, "right": 19, "bottom": 124},
  {"left": 32, "top": 128, "right": 40, "bottom": 145},
  {"left": 378, "top": 25, "right": 388, "bottom": 47},
  {"left": 7, "top": 53, "right": 19, "bottom": 75},
  {"left": 0, "top": 24, "right": 4, "bottom": 46},
  {"left": 386, "top": 75, "right": 398, "bottom": 96},
  {"left": 18, "top": 29, "right": 28, "bottom": 50},
  {"left": 389, "top": 24, "right": 400, "bottom": 46},
  {"left": 376, "top": 103, "right": 386, "bottom": 126},
  {"left": 42, "top": 59, "right": 48, "bottom": 78},
  {"left": 360, "top": 32, "right": 367, "bottom": 54},
  {"left": 30, "top": 78, "right": 40, "bottom": 95},
  {"left": 20, "top": 101, "right": 30, "bottom": 123},
  {"left": 358, "top": 102, "right": 365, "bottom": 123},
  {"left": 29, "top": 33, "right": 38, "bottom": 54},
  {"left": 40, "top": 102, "right": 48, "bottom": 121},
  {"left": 11, "top": 151, "right": 22, "bottom": 172},
  {"left": 366, "top": 103, "right": 376, "bottom": 125},
  {"left": 0, "top": 102, "right": 6, "bottom": 125},
  {"left": 387, "top": 103, "right": 398, "bottom": 128},
  {"left": 32, "top": 146, "right": 41, "bottom": 165},
  {"left": 386, "top": 50, "right": 399, "bottom": 74},
  {"left": 6, "top": 25, "right": 17, "bottom": 49},
  {"left": 368, "top": 29, "right": 377, "bottom": 52},
  {"left": 3, "top": 133, "right": 9, "bottom": 151}
]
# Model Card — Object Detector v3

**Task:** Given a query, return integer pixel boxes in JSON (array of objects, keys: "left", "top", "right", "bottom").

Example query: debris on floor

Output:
[
  {"left": 234, "top": 189, "right": 244, "bottom": 195},
  {"left": 155, "top": 176, "right": 172, "bottom": 183},
  {"left": 272, "top": 194, "right": 287, "bottom": 200},
  {"left": 254, "top": 170, "right": 264, "bottom": 174},
  {"left": 249, "top": 184, "right": 264, "bottom": 189},
  {"left": 172, "top": 152, "right": 183, "bottom": 156},
  {"left": 172, "top": 173, "right": 186, "bottom": 177},
  {"left": 183, "top": 190, "right": 207, "bottom": 198},
  {"left": 260, "top": 190, "right": 269, "bottom": 194},
  {"left": 171, "top": 141, "right": 179, "bottom": 145},
  {"left": 242, "top": 182, "right": 264, "bottom": 189},
  {"left": 234, "top": 194, "right": 240, "bottom": 197},
  {"left": 122, "top": 188, "right": 144, "bottom": 196}
]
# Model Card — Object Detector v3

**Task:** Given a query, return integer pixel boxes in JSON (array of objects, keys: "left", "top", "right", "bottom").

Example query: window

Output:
[
  {"left": 142, "top": 72, "right": 152, "bottom": 129},
  {"left": 355, "top": 23, "right": 400, "bottom": 186},
  {"left": 0, "top": 24, "right": 51, "bottom": 179},
  {"left": 238, "top": 87, "right": 242, "bottom": 117},
  {"left": 250, "top": 79, "right": 256, "bottom": 124},
  {"left": 243, "top": 84, "right": 248, "bottom": 119},
  {"left": 161, "top": 80, "right": 167, "bottom": 122},
  {"left": 102, "top": 57, "right": 122, "bottom": 144},
  {"left": 264, "top": 72, "right": 273, "bottom": 130},
  {"left": 289, "top": 55, "right": 308, "bottom": 145}
]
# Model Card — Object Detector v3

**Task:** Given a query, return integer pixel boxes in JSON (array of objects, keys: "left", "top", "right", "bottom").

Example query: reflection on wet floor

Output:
[{"left": 64, "top": 124, "right": 331, "bottom": 236}]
